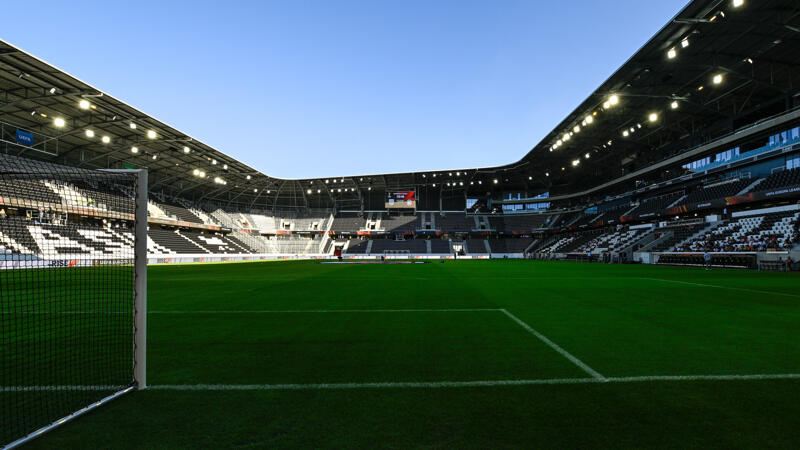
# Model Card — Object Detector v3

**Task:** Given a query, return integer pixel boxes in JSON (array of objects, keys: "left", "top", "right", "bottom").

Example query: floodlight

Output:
[
  {"left": 101, "top": 136, "right": 111, "bottom": 144},
  {"left": 53, "top": 117, "right": 66, "bottom": 128},
  {"left": 713, "top": 74, "right": 723, "bottom": 84},
  {"left": 130, "top": 123, "right": 137, "bottom": 129},
  {"left": 667, "top": 48, "right": 677, "bottom": 59},
  {"left": 671, "top": 101, "right": 679, "bottom": 109},
  {"left": 85, "top": 129, "right": 95, "bottom": 138},
  {"left": 131, "top": 146, "right": 139, "bottom": 154},
  {"left": 79, "top": 99, "right": 90, "bottom": 110},
  {"left": 649, "top": 113, "right": 658, "bottom": 122},
  {"left": 147, "top": 130, "right": 157, "bottom": 139},
  {"left": 183, "top": 146, "right": 191, "bottom": 154}
]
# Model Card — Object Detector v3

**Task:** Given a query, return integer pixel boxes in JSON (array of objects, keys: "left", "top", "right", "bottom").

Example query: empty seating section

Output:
[
  {"left": 430, "top": 239, "right": 451, "bottom": 253},
  {"left": 370, "top": 239, "right": 426, "bottom": 253},
  {"left": 494, "top": 214, "right": 551, "bottom": 232},
  {"left": 466, "top": 238, "right": 488, "bottom": 253},
  {"left": 629, "top": 192, "right": 683, "bottom": 217},
  {"left": 489, "top": 238, "right": 535, "bottom": 253},
  {"left": 757, "top": 167, "right": 800, "bottom": 191},
  {"left": 573, "top": 229, "right": 643, "bottom": 253},
  {"left": 682, "top": 179, "right": 752, "bottom": 204},
  {"left": 345, "top": 239, "right": 369, "bottom": 254},
  {"left": 0, "top": 179, "right": 63, "bottom": 205},
  {"left": 158, "top": 202, "right": 203, "bottom": 223},
  {"left": 436, "top": 214, "right": 472, "bottom": 232},
  {"left": 147, "top": 228, "right": 206, "bottom": 254},
  {"left": 380, "top": 214, "right": 418, "bottom": 232},
  {"left": 651, "top": 223, "right": 708, "bottom": 252},
  {"left": 332, "top": 213, "right": 365, "bottom": 232},
  {"left": 180, "top": 231, "right": 241, "bottom": 253}
]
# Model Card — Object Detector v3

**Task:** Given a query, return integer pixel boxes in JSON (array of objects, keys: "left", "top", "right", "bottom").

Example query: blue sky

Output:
[{"left": 3, "top": 0, "right": 688, "bottom": 178}]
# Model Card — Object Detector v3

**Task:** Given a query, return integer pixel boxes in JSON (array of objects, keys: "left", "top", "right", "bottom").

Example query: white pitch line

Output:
[
  {"left": 499, "top": 309, "right": 606, "bottom": 381},
  {"left": 5, "top": 374, "right": 800, "bottom": 392},
  {"left": 638, "top": 277, "right": 800, "bottom": 298},
  {"left": 148, "top": 308, "right": 501, "bottom": 314}
]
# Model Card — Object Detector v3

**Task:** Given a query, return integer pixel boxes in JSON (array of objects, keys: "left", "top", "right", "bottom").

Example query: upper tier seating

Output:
[
  {"left": 332, "top": 213, "right": 365, "bottom": 232},
  {"left": 628, "top": 191, "right": 683, "bottom": 217},
  {"left": 379, "top": 213, "right": 419, "bottom": 232},
  {"left": 757, "top": 167, "right": 800, "bottom": 192},
  {"left": 682, "top": 179, "right": 752, "bottom": 204},
  {"left": 436, "top": 213, "right": 472, "bottom": 232}
]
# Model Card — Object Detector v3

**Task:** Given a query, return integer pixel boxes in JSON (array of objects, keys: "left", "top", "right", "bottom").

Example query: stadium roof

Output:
[{"left": 1, "top": 0, "right": 798, "bottom": 209}]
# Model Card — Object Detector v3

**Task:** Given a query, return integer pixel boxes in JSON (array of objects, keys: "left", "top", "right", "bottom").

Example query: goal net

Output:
[{"left": 0, "top": 154, "right": 147, "bottom": 448}]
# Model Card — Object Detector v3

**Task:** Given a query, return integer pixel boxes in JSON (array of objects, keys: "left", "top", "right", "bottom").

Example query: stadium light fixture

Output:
[
  {"left": 131, "top": 146, "right": 139, "bottom": 154},
  {"left": 85, "top": 129, "right": 95, "bottom": 138},
  {"left": 368, "top": 187, "right": 372, "bottom": 191},
  {"left": 317, "top": 189, "right": 321, "bottom": 193},
  {"left": 53, "top": 117, "right": 66, "bottom": 128},
  {"left": 649, "top": 113, "right": 658, "bottom": 122},
  {"left": 572, "top": 159, "right": 580, "bottom": 167},
  {"left": 545, "top": 172, "right": 549, "bottom": 177},
  {"left": 733, "top": 0, "right": 744, "bottom": 7},
  {"left": 698, "top": 85, "right": 705, "bottom": 91},
  {"left": 253, "top": 188, "right": 258, "bottom": 193},
  {"left": 129, "top": 123, "right": 137, "bottom": 129},
  {"left": 623, "top": 130, "right": 630, "bottom": 137},
  {"left": 636, "top": 123, "right": 642, "bottom": 129},
  {"left": 573, "top": 126, "right": 580, "bottom": 133},
  {"left": 713, "top": 73, "right": 724, "bottom": 84},
  {"left": 183, "top": 146, "right": 191, "bottom": 154},
  {"left": 223, "top": 164, "right": 228, "bottom": 170},
  {"left": 585, "top": 115, "right": 593, "bottom": 124},
  {"left": 681, "top": 39, "right": 689, "bottom": 48},
  {"left": 667, "top": 48, "right": 677, "bottom": 59},
  {"left": 422, "top": 174, "right": 426, "bottom": 178},
  {"left": 147, "top": 130, "right": 157, "bottom": 139},
  {"left": 585, "top": 153, "right": 590, "bottom": 159},
  {"left": 340, "top": 178, "right": 344, "bottom": 182},
  {"left": 609, "top": 95, "right": 619, "bottom": 106},
  {"left": 528, "top": 176, "right": 532, "bottom": 180},
  {"left": 448, "top": 172, "right": 452, "bottom": 176},
  {"left": 432, "top": 183, "right": 436, "bottom": 187},
  {"left": 307, "top": 189, "right": 312, "bottom": 194},
  {"left": 246, "top": 175, "right": 251, "bottom": 180},
  {"left": 459, "top": 182, "right": 464, "bottom": 186},
  {"left": 101, "top": 135, "right": 111, "bottom": 144},
  {"left": 556, "top": 139, "right": 562, "bottom": 146},
  {"left": 671, "top": 101, "right": 679, "bottom": 109},
  {"left": 478, "top": 181, "right": 482, "bottom": 185},
  {"left": 266, "top": 190, "right": 270, "bottom": 193},
  {"left": 603, "top": 101, "right": 611, "bottom": 109},
  {"left": 151, "top": 154, "right": 158, "bottom": 160},
  {"left": 563, "top": 133, "right": 570, "bottom": 141},
  {"left": 79, "top": 99, "right": 90, "bottom": 110},
  {"left": 493, "top": 179, "right": 498, "bottom": 184},
  {"left": 49, "top": 87, "right": 57, "bottom": 94},
  {"left": 193, "top": 169, "right": 199, "bottom": 176},
  {"left": 432, "top": 173, "right": 437, "bottom": 178}
]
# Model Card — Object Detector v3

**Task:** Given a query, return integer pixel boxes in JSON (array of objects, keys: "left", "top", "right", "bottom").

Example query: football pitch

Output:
[{"left": 21, "top": 260, "right": 800, "bottom": 447}]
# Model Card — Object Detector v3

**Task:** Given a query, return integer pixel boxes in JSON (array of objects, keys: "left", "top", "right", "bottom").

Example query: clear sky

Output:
[{"left": 3, "top": 0, "right": 688, "bottom": 179}]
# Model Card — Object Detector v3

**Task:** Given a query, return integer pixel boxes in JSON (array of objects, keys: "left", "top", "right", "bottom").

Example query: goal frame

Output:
[{"left": 5, "top": 169, "right": 148, "bottom": 449}]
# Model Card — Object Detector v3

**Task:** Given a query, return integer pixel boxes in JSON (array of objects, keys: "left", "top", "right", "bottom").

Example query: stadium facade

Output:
[{"left": 1, "top": 0, "right": 799, "bottom": 269}]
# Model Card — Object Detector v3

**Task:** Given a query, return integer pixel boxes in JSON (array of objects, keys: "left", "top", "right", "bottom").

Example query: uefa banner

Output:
[{"left": 385, "top": 190, "right": 416, "bottom": 209}]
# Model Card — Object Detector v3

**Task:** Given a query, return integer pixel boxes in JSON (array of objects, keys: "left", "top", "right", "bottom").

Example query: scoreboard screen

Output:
[{"left": 385, "top": 190, "right": 416, "bottom": 209}]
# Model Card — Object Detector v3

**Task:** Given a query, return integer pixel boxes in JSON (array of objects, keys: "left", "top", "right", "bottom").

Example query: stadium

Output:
[{"left": 1, "top": 0, "right": 800, "bottom": 447}]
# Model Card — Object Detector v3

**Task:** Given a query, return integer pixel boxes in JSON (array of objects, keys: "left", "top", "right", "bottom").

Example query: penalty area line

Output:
[{"left": 499, "top": 309, "right": 606, "bottom": 381}]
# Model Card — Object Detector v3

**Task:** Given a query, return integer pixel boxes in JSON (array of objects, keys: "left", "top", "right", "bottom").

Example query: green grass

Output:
[{"left": 9, "top": 260, "right": 800, "bottom": 448}]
